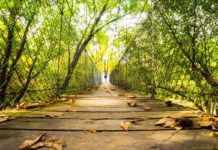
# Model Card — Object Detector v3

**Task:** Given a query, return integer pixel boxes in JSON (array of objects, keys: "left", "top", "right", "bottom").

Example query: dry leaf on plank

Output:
[
  {"left": 0, "top": 115, "right": 15, "bottom": 123},
  {"left": 127, "top": 101, "right": 137, "bottom": 107},
  {"left": 209, "top": 132, "right": 218, "bottom": 138},
  {"left": 144, "top": 105, "right": 151, "bottom": 110},
  {"left": 198, "top": 120, "right": 215, "bottom": 128},
  {"left": 19, "top": 133, "right": 65, "bottom": 150},
  {"left": 19, "top": 133, "right": 46, "bottom": 150},
  {"left": 120, "top": 121, "right": 132, "bottom": 131},
  {"left": 155, "top": 117, "right": 193, "bottom": 130},
  {"left": 16, "top": 102, "right": 27, "bottom": 110}
]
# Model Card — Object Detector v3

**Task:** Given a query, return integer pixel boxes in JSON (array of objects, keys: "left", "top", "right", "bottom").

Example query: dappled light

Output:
[{"left": 0, "top": 0, "right": 217, "bottom": 149}]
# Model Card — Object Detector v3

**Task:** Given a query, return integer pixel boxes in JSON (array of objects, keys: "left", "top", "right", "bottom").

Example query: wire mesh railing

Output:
[
  {"left": 0, "top": 0, "right": 101, "bottom": 109},
  {"left": 110, "top": 1, "right": 218, "bottom": 114}
]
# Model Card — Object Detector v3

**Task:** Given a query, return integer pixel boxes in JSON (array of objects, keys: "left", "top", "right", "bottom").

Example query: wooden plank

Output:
[
  {"left": 5, "top": 110, "right": 196, "bottom": 119},
  {"left": 60, "top": 111, "right": 199, "bottom": 119},
  {"left": 0, "top": 118, "right": 207, "bottom": 131},
  {"left": 0, "top": 130, "right": 217, "bottom": 150}
]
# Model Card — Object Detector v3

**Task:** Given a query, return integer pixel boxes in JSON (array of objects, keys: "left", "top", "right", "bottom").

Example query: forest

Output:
[{"left": 0, "top": 0, "right": 217, "bottom": 114}]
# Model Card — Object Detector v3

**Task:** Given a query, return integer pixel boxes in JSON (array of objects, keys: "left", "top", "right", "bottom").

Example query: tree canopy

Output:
[{"left": 0, "top": 0, "right": 217, "bottom": 114}]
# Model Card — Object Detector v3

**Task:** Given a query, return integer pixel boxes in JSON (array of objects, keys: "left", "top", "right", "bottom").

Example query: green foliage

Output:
[{"left": 110, "top": 0, "right": 218, "bottom": 113}]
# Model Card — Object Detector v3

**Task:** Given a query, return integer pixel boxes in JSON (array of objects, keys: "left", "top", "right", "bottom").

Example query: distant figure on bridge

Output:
[
  {"left": 104, "top": 69, "right": 108, "bottom": 82},
  {"left": 104, "top": 58, "right": 108, "bottom": 82}
]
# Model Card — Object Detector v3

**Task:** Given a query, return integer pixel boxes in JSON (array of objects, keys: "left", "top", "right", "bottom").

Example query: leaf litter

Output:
[
  {"left": 197, "top": 114, "right": 216, "bottom": 129},
  {"left": 0, "top": 114, "right": 15, "bottom": 123},
  {"left": 120, "top": 121, "right": 132, "bottom": 131},
  {"left": 19, "top": 133, "right": 66, "bottom": 150},
  {"left": 127, "top": 100, "right": 137, "bottom": 107},
  {"left": 209, "top": 132, "right": 218, "bottom": 138},
  {"left": 155, "top": 117, "right": 193, "bottom": 130}
]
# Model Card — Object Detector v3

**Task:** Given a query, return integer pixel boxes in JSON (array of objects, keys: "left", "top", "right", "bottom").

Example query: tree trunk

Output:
[
  {"left": 0, "top": 16, "right": 34, "bottom": 109},
  {"left": 0, "top": 26, "right": 14, "bottom": 105},
  {"left": 62, "top": 3, "right": 108, "bottom": 90}
]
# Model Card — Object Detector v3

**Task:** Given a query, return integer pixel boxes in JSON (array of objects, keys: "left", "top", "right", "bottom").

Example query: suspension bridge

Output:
[{"left": 0, "top": 0, "right": 217, "bottom": 149}]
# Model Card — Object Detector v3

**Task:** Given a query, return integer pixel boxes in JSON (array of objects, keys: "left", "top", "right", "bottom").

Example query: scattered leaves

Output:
[
  {"left": 19, "top": 133, "right": 66, "bottom": 150},
  {"left": 209, "top": 132, "right": 218, "bottom": 138},
  {"left": 16, "top": 102, "right": 27, "bottom": 110},
  {"left": 198, "top": 114, "right": 216, "bottom": 129},
  {"left": 198, "top": 120, "right": 215, "bottom": 129},
  {"left": 0, "top": 115, "right": 15, "bottom": 123},
  {"left": 120, "top": 121, "right": 132, "bottom": 131},
  {"left": 19, "top": 133, "right": 46, "bottom": 150},
  {"left": 199, "top": 114, "right": 215, "bottom": 121},
  {"left": 155, "top": 117, "right": 193, "bottom": 130}
]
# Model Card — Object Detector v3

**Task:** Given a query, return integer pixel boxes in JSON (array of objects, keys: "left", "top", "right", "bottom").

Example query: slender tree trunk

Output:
[
  {"left": 0, "top": 26, "right": 14, "bottom": 106},
  {"left": 0, "top": 16, "right": 34, "bottom": 109},
  {"left": 62, "top": 3, "right": 108, "bottom": 90}
]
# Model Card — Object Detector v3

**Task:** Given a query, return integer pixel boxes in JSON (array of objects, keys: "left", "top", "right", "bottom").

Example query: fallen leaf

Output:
[
  {"left": 155, "top": 117, "right": 193, "bottom": 130},
  {"left": 209, "top": 132, "right": 218, "bottom": 138},
  {"left": 0, "top": 115, "right": 15, "bottom": 123},
  {"left": 19, "top": 133, "right": 46, "bottom": 150},
  {"left": 163, "top": 119, "right": 177, "bottom": 128},
  {"left": 200, "top": 114, "right": 215, "bottom": 121},
  {"left": 144, "top": 105, "right": 151, "bottom": 110},
  {"left": 42, "top": 136, "right": 65, "bottom": 150},
  {"left": 120, "top": 121, "right": 132, "bottom": 131},
  {"left": 155, "top": 117, "right": 175, "bottom": 126},
  {"left": 127, "top": 101, "right": 137, "bottom": 107},
  {"left": 19, "top": 133, "right": 66, "bottom": 150},
  {"left": 198, "top": 120, "right": 215, "bottom": 128},
  {"left": 29, "top": 142, "right": 45, "bottom": 149},
  {"left": 16, "top": 102, "right": 27, "bottom": 110},
  {"left": 0, "top": 116, "right": 9, "bottom": 123}
]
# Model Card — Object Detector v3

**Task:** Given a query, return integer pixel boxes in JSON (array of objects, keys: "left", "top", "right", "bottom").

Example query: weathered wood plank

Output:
[
  {"left": 0, "top": 118, "right": 209, "bottom": 131},
  {"left": 0, "top": 130, "right": 217, "bottom": 150}
]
